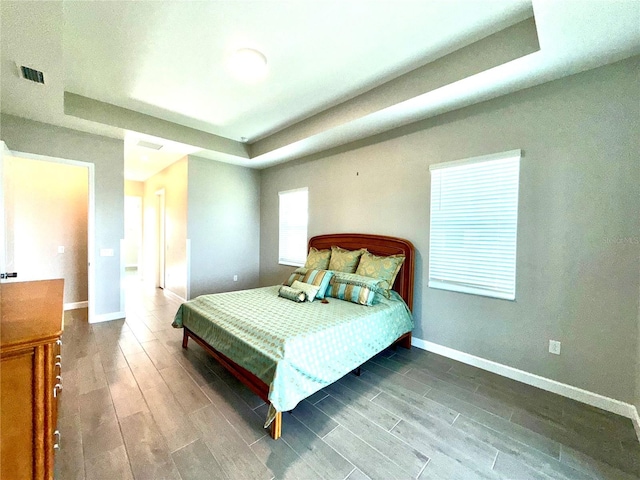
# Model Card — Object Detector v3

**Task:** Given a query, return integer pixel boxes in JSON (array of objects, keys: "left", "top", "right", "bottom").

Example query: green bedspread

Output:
[{"left": 172, "top": 285, "right": 413, "bottom": 422}]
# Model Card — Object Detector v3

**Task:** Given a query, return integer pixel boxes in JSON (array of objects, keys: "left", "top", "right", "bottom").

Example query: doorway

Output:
[
  {"left": 0, "top": 142, "right": 95, "bottom": 321},
  {"left": 124, "top": 195, "right": 142, "bottom": 273}
]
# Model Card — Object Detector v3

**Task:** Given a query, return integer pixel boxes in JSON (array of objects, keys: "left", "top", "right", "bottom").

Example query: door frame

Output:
[
  {"left": 0, "top": 142, "right": 96, "bottom": 323},
  {"left": 155, "top": 188, "right": 166, "bottom": 289}
]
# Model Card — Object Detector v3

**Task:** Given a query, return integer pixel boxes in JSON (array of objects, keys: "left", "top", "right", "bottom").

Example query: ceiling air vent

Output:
[
  {"left": 136, "top": 140, "right": 163, "bottom": 150},
  {"left": 19, "top": 65, "right": 45, "bottom": 84}
]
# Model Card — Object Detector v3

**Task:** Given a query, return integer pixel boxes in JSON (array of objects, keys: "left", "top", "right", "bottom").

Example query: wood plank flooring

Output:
[{"left": 55, "top": 277, "right": 639, "bottom": 479}]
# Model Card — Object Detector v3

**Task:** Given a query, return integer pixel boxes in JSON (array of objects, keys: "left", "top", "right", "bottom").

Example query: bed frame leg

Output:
[
  {"left": 270, "top": 411, "right": 282, "bottom": 440},
  {"left": 182, "top": 329, "right": 189, "bottom": 348},
  {"left": 393, "top": 332, "right": 412, "bottom": 350}
]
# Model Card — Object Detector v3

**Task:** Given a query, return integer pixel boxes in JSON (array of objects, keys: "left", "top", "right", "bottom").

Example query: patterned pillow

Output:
[
  {"left": 304, "top": 247, "right": 331, "bottom": 270},
  {"left": 328, "top": 246, "right": 367, "bottom": 273},
  {"left": 355, "top": 251, "right": 405, "bottom": 292},
  {"left": 291, "top": 280, "right": 320, "bottom": 302},
  {"left": 301, "top": 269, "right": 334, "bottom": 299},
  {"left": 286, "top": 267, "right": 307, "bottom": 286},
  {"left": 326, "top": 272, "right": 386, "bottom": 306}
]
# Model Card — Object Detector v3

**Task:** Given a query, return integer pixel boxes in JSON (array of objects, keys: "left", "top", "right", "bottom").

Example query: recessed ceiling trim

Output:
[
  {"left": 250, "top": 15, "right": 540, "bottom": 157},
  {"left": 62, "top": 15, "right": 539, "bottom": 167},
  {"left": 64, "top": 92, "right": 249, "bottom": 159}
]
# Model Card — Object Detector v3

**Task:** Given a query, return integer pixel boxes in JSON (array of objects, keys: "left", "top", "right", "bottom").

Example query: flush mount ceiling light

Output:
[{"left": 228, "top": 48, "right": 268, "bottom": 83}]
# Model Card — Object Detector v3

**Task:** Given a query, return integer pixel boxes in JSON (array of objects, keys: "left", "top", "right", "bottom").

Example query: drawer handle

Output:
[
  {"left": 56, "top": 375, "right": 63, "bottom": 383},
  {"left": 53, "top": 384, "right": 62, "bottom": 398},
  {"left": 55, "top": 362, "right": 62, "bottom": 368},
  {"left": 53, "top": 430, "right": 61, "bottom": 450},
  {"left": 55, "top": 355, "right": 62, "bottom": 361},
  {"left": 56, "top": 339, "right": 62, "bottom": 346}
]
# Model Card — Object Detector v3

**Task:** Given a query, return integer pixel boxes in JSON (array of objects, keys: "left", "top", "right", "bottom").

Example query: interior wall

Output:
[
  {"left": 637, "top": 284, "right": 640, "bottom": 422},
  {"left": 125, "top": 179, "right": 144, "bottom": 196},
  {"left": 187, "top": 155, "right": 260, "bottom": 299},
  {"left": 4, "top": 156, "right": 88, "bottom": 303},
  {"left": 0, "top": 114, "right": 124, "bottom": 316},
  {"left": 142, "top": 157, "right": 188, "bottom": 299},
  {"left": 260, "top": 56, "right": 640, "bottom": 404}
]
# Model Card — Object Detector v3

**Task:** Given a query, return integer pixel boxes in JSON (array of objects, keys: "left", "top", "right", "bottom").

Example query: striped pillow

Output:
[
  {"left": 326, "top": 273, "right": 386, "bottom": 306},
  {"left": 301, "top": 269, "right": 334, "bottom": 299},
  {"left": 286, "top": 267, "right": 307, "bottom": 286}
]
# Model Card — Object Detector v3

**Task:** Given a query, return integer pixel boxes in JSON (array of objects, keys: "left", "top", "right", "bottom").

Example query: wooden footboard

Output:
[{"left": 182, "top": 326, "right": 410, "bottom": 440}]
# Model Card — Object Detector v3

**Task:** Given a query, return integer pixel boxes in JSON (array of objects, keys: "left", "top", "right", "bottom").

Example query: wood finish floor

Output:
[{"left": 54, "top": 278, "right": 639, "bottom": 480}]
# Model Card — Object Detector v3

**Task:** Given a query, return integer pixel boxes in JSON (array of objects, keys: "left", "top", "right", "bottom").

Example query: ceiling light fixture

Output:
[{"left": 228, "top": 48, "right": 268, "bottom": 83}]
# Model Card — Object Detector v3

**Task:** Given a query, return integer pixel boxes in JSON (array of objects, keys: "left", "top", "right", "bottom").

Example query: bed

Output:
[{"left": 172, "top": 233, "right": 415, "bottom": 439}]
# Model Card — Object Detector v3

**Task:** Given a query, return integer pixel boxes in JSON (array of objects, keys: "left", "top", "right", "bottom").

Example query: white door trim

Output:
[
  {"left": 155, "top": 188, "right": 166, "bottom": 289},
  {"left": 0, "top": 142, "right": 9, "bottom": 282}
]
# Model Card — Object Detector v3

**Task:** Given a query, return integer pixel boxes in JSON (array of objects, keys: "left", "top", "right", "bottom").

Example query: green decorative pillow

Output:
[
  {"left": 301, "top": 269, "right": 334, "bottom": 299},
  {"left": 304, "top": 247, "right": 331, "bottom": 270},
  {"left": 326, "top": 272, "right": 386, "bottom": 306},
  {"left": 328, "top": 246, "right": 366, "bottom": 273},
  {"left": 286, "top": 267, "right": 307, "bottom": 286},
  {"left": 355, "top": 251, "right": 405, "bottom": 292}
]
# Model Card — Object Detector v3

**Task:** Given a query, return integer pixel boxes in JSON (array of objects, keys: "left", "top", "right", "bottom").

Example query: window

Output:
[
  {"left": 428, "top": 150, "right": 521, "bottom": 300},
  {"left": 278, "top": 187, "right": 308, "bottom": 266}
]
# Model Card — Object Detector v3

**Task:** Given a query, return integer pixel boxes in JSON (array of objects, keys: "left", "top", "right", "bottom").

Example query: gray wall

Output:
[
  {"left": 1, "top": 114, "right": 124, "bottom": 316},
  {"left": 260, "top": 57, "right": 640, "bottom": 404},
  {"left": 188, "top": 155, "right": 260, "bottom": 298},
  {"left": 637, "top": 285, "right": 640, "bottom": 420}
]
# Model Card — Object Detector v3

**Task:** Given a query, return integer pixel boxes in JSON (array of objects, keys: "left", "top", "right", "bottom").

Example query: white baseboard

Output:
[
  {"left": 63, "top": 301, "right": 88, "bottom": 311},
  {"left": 163, "top": 288, "right": 186, "bottom": 303},
  {"left": 90, "top": 311, "right": 126, "bottom": 324},
  {"left": 412, "top": 337, "right": 637, "bottom": 423}
]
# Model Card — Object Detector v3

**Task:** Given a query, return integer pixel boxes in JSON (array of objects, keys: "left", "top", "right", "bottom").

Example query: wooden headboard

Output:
[{"left": 308, "top": 233, "right": 415, "bottom": 311}]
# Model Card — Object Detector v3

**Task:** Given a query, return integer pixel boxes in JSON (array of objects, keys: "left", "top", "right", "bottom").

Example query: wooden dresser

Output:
[{"left": 1, "top": 279, "right": 64, "bottom": 480}]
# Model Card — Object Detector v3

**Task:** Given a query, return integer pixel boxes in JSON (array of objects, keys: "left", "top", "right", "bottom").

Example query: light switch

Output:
[
  {"left": 58, "top": 246, "right": 65, "bottom": 254},
  {"left": 100, "top": 248, "right": 114, "bottom": 257}
]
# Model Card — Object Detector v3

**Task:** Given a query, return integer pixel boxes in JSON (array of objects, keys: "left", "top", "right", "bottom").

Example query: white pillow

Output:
[{"left": 291, "top": 280, "right": 320, "bottom": 302}]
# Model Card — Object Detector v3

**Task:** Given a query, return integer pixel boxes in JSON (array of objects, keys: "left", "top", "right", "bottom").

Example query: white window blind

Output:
[
  {"left": 278, "top": 187, "right": 308, "bottom": 266},
  {"left": 428, "top": 150, "right": 521, "bottom": 300}
]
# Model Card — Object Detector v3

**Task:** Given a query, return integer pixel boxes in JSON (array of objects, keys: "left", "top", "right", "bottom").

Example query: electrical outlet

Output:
[
  {"left": 233, "top": 275, "right": 238, "bottom": 282},
  {"left": 549, "top": 340, "right": 561, "bottom": 355}
]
